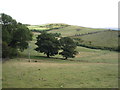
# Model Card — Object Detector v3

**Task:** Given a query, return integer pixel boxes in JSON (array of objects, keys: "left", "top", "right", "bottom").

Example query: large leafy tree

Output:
[
  {"left": 10, "top": 23, "right": 32, "bottom": 51},
  {"left": 2, "top": 13, "right": 32, "bottom": 58},
  {"left": 35, "top": 32, "right": 60, "bottom": 58},
  {"left": 59, "top": 37, "right": 77, "bottom": 59}
]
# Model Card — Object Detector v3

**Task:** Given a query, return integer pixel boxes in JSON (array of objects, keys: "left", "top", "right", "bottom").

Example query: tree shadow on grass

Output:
[
  {"left": 31, "top": 55, "right": 64, "bottom": 61},
  {"left": 29, "top": 55, "right": 86, "bottom": 63},
  {"left": 30, "top": 56, "right": 90, "bottom": 63}
]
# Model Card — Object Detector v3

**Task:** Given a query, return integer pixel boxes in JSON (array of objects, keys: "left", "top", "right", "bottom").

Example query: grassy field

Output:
[
  {"left": 28, "top": 24, "right": 109, "bottom": 37},
  {"left": 2, "top": 40, "right": 118, "bottom": 88},
  {"left": 71, "top": 30, "right": 119, "bottom": 50},
  {"left": 2, "top": 24, "right": 119, "bottom": 88},
  {"left": 27, "top": 23, "right": 69, "bottom": 31},
  {"left": 48, "top": 25, "right": 108, "bottom": 37},
  {"left": 2, "top": 57, "right": 118, "bottom": 88},
  {"left": 28, "top": 25, "right": 49, "bottom": 31}
]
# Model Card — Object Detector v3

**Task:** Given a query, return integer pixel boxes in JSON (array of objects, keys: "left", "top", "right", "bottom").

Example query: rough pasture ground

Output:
[
  {"left": 2, "top": 29, "right": 118, "bottom": 88},
  {"left": 27, "top": 23, "right": 69, "bottom": 31},
  {"left": 48, "top": 25, "right": 108, "bottom": 37},
  {"left": 27, "top": 25, "right": 49, "bottom": 31},
  {"left": 2, "top": 45, "right": 118, "bottom": 88},
  {"left": 28, "top": 24, "right": 109, "bottom": 37},
  {"left": 2, "top": 57, "right": 118, "bottom": 88},
  {"left": 71, "top": 30, "right": 119, "bottom": 50}
]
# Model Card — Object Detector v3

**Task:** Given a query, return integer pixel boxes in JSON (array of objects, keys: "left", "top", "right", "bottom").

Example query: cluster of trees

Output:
[
  {"left": 2, "top": 13, "right": 33, "bottom": 58},
  {"left": 2, "top": 13, "right": 77, "bottom": 59},
  {"left": 35, "top": 32, "right": 77, "bottom": 59}
]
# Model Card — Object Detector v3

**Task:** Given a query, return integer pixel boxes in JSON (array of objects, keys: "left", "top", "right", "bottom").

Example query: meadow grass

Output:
[
  {"left": 2, "top": 57, "right": 118, "bottom": 88},
  {"left": 27, "top": 23, "right": 69, "bottom": 31},
  {"left": 2, "top": 29, "right": 119, "bottom": 88},
  {"left": 2, "top": 42, "right": 118, "bottom": 88},
  {"left": 48, "top": 25, "right": 108, "bottom": 37},
  {"left": 72, "top": 30, "right": 119, "bottom": 50},
  {"left": 28, "top": 24, "right": 108, "bottom": 37},
  {"left": 27, "top": 25, "right": 49, "bottom": 31}
]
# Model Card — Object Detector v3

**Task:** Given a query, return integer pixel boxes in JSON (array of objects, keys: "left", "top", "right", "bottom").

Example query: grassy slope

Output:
[
  {"left": 28, "top": 25, "right": 49, "bottom": 30},
  {"left": 48, "top": 25, "right": 108, "bottom": 37},
  {"left": 2, "top": 24, "right": 119, "bottom": 88},
  {"left": 3, "top": 58, "right": 118, "bottom": 88},
  {"left": 3, "top": 43, "right": 118, "bottom": 88},
  {"left": 28, "top": 24, "right": 109, "bottom": 37},
  {"left": 27, "top": 23, "right": 69, "bottom": 31},
  {"left": 29, "top": 24, "right": 118, "bottom": 50},
  {"left": 72, "top": 30, "right": 119, "bottom": 50},
  {"left": 3, "top": 32, "right": 118, "bottom": 88}
]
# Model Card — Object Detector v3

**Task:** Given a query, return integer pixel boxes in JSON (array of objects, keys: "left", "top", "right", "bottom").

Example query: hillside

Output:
[
  {"left": 2, "top": 14, "right": 119, "bottom": 88},
  {"left": 3, "top": 24, "right": 119, "bottom": 88},
  {"left": 27, "top": 23, "right": 69, "bottom": 31},
  {"left": 71, "top": 30, "right": 119, "bottom": 51},
  {"left": 27, "top": 23, "right": 119, "bottom": 51},
  {"left": 3, "top": 33, "right": 118, "bottom": 88},
  {"left": 27, "top": 24, "right": 109, "bottom": 36},
  {"left": 48, "top": 25, "right": 109, "bottom": 37}
]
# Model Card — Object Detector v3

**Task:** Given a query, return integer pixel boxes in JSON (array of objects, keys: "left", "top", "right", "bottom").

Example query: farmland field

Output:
[
  {"left": 28, "top": 25, "right": 50, "bottom": 31},
  {"left": 71, "top": 30, "right": 119, "bottom": 50},
  {"left": 2, "top": 56, "right": 118, "bottom": 88},
  {"left": 27, "top": 23, "right": 69, "bottom": 31},
  {"left": 2, "top": 24, "right": 119, "bottom": 88},
  {"left": 27, "top": 24, "right": 109, "bottom": 37},
  {"left": 48, "top": 25, "right": 109, "bottom": 37}
]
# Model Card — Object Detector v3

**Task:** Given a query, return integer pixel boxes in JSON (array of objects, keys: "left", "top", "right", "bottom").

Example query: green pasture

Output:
[
  {"left": 27, "top": 23, "right": 69, "bottom": 31},
  {"left": 48, "top": 25, "right": 108, "bottom": 37},
  {"left": 72, "top": 30, "right": 119, "bottom": 50},
  {"left": 2, "top": 25, "right": 119, "bottom": 88},
  {"left": 28, "top": 24, "right": 109, "bottom": 37},
  {"left": 3, "top": 58, "right": 118, "bottom": 88},
  {"left": 27, "top": 25, "right": 49, "bottom": 31},
  {"left": 2, "top": 38, "right": 118, "bottom": 88}
]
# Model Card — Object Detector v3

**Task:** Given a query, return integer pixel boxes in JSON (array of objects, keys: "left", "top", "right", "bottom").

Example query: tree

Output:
[
  {"left": 59, "top": 37, "right": 77, "bottom": 59},
  {"left": 35, "top": 32, "right": 60, "bottom": 58},
  {"left": 2, "top": 13, "right": 33, "bottom": 58},
  {"left": 10, "top": 23, "right": 32, "bottom": 51}
]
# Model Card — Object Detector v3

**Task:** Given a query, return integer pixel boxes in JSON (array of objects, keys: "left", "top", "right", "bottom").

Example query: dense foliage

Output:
[
  {"left": 59, "top": 37, "right": 77, "bottom": 59},
  {"left": 35, "top": 32, "right": 60, "bottom": 58},
  {"left": 2, "top": 13, "right": 33, "bottom": 58},
  {"left": 35, "top": 32, "right": 77, "bottom": 59}
]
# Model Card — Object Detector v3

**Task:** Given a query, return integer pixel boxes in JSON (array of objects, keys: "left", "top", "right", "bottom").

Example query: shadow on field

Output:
[
  {"left": 29, "top": 55, "right": 89, "bottom": 63},
  {"left": 31, "top": 55, "right": 64, "bottom": 60}
]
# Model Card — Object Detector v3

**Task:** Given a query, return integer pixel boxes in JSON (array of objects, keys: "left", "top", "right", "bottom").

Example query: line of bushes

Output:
[
  {"left": 70, "top": 30, "right": 110, "bottom": 37},
  {"left": 31, "top": 29, "right": 52, "bottom": 33},
  {"left": 76, "top": 43, "right": 119, "bottom": 52}
]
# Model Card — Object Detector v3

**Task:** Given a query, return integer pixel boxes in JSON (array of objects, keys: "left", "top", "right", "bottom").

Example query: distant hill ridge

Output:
[
  {"left": 28, "top": 23, "right": 110, "bottom": 36},
  {"left": 27, "top": 23, "right": 119, "bottom": 51}
]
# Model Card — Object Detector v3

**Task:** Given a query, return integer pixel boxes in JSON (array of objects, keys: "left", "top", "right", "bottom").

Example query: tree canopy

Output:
[
  {"left": 59, "top": 37, "right": 77, "bottom": 59},
  {"left": 35, "top": 32, "right": 60, "bottom": 58},
  {"left": 2, "top": 13, "right": 33, "bottom": 58},
  {"left": 35, "top": 32, "right": 77, "bottom": 59}
]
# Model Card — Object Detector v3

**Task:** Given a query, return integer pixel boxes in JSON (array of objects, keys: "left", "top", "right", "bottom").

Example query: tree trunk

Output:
[
  {"left": 65, "top": 57, "right": 67, "bottom": 60},
  {"left": 47, "top": 53, "right": 50, "bottom": 58}
]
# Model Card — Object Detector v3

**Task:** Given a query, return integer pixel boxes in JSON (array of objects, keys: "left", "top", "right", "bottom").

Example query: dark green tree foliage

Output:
[
  {"left": 2, "top": 13, "right": 32, "bottom": 58},
  {"left": 35, "top": 32, "right": 60, "bottom": 58},
  {"left": 11, "top": 23, "right": 32, "bottom": 51},
  {"left": 59, "top": 37, "right": 77, "bottom": 59}
]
